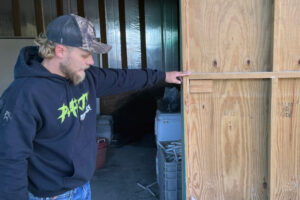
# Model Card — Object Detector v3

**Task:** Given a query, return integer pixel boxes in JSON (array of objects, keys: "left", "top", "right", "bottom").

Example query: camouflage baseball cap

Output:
[{"left": 46, "top": 14, "right": 111, "bottom": 54}]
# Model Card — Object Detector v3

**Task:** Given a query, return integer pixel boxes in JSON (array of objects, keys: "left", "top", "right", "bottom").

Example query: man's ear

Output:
[{"left": 55, "top": 44, "right": 67, "bottom": 58}]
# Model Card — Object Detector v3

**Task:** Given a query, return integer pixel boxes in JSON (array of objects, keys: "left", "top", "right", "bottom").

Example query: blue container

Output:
[{"left": 155, "top": 110, "right": 181, "bottom": 142}]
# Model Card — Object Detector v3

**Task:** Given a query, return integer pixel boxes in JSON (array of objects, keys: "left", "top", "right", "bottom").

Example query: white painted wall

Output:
[
  {"left": 0, "top": 39, "right": 34, "bottom": 96},
  {"left": 0, "top": 39, "right": 102, "bottom": 114}
]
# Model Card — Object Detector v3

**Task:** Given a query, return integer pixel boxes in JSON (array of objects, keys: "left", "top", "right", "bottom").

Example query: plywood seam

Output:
[
  {"left": 185, "top": 0, "right": 190, "bottom": 72},
  {"left": 272, "top": 0, "right": 281, "bottom": 72},
  {"left": 269, "top": 78, "right": 278, "bottom": 199}
]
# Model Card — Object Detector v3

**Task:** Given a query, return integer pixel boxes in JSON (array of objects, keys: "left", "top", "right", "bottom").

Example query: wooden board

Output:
[
  {"left": 188, "top": 72, "right": 300, "bottom": 80},
  {"left": 182, "top": 0, "right": 300, "bottom": 199},
  {"left": 184, "top": 80, "right": 270, "bottom": 199},
  {"left": 273, "top": 0, "right": 300, "bottom": 72},
  {"left": 269, "top": 80, "right": 300, "bottom": 199},
  {"left": 269, "top": 0, "right": 300, "bottom": 199},
  {"left": 181, "top": 0, "right": 273, "bottom": 199},
  {"left": 182, "top": 0, "right": 273, "bottom": 73}
]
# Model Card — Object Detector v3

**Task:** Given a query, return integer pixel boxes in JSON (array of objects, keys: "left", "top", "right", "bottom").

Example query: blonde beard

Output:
[
  {"left": 59, "top": 62, "right": 86, "bottom": 85},
  {"left": 71, "top": 72, "right": 86, "bottom": 86}
]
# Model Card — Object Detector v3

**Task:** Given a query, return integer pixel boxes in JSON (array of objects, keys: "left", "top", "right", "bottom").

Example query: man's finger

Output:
[{"left": 178, "top": 71, "right": 191, "bottom": 77}]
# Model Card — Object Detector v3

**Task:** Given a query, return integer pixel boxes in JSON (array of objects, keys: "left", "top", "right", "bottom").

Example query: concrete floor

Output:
[{"left": 90, "top": 133, "right": 159, "bottom": 200}]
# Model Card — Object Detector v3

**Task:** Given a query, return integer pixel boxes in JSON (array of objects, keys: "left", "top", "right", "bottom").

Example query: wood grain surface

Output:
[
  {"left": 273, "top": 1, "right": 300, "bottom": 71},
  {"left": 184, "top": 80, "right": 270, "bottom": 200},
  {"left": 270, "top": 0, "right": 300, "bottom": 199},
  {"left": 182, "top": 0, "right": 300, "bottom": 199},
  {"left": 269, "top": 80, "right": 300, "bottom": 200},
  {"left": 181, "top": 0, "right": 273, "bottom": 73}
]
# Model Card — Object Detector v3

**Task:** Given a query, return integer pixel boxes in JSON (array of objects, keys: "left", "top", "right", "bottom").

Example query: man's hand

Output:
[{"left": 165, "top": 71, "right": 191, "bottom": 84}]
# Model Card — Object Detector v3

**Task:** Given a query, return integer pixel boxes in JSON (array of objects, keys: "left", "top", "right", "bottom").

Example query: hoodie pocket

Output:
[{"left": 63, "top": 140, "right": 97, "bottom": 189}]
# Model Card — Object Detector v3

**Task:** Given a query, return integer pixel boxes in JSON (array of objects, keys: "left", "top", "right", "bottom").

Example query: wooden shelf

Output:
[{"left": 188, "top": 71, "right": 300, "bottom": 80}]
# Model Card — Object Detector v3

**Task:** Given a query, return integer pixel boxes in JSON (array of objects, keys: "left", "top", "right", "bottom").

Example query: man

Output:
[{"left": 0, "top": 14, "right": 189, "bottom": 200}]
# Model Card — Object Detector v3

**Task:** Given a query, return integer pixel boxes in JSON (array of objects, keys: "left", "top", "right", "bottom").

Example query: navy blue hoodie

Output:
[{"left": 0, "top": 46, "right": 165, "bottom": 199}]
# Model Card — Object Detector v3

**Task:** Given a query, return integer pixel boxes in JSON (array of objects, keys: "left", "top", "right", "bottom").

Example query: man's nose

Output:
[{"left": 87, "top": 55, "right": 94, "bottom": 66}]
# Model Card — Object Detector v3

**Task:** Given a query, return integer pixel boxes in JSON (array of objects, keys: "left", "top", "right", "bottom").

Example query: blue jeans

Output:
[{"left": 28, "top": 182, "right": 91, "bottom": 200}]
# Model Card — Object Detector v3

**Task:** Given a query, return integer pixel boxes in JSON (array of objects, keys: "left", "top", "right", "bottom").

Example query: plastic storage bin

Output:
[
  {"left": 96, "top": 115, "right": 113, "bottom": 143},
  {"left": 157, "top": 141, "right": 182, "bottom": 200},
  {"left": 155, "top": 110, "right": 181, "bottom": 142}
]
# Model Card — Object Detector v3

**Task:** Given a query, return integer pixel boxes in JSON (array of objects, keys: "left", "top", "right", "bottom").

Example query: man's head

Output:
[{"left": 34, "top": 14, "right": 111, "bottom": 85}]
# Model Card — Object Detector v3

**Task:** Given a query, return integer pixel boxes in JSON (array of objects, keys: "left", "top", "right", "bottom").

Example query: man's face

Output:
[{"left": 59, "top": 47, "right": 94, "bottom": 85}]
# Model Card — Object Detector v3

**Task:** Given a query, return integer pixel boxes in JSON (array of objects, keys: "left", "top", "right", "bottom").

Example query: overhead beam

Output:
[
  {"left": 34, "top": 0, "right": 44, "bottom": 35},
  {"left": 77, "top": 0, "right": 85, "bottom": 17},
  {"left": 98, "top": 0, "right": 108, "bottom": 68},
  {"left": 118, "top": 0, "right": 128, "bottom": 69},
  {"left": 56, "top": 0, "right": 63, "bottom": 16},
  {"left": 12, "top": 0, "right": 21, "bottom": 36},
  {"left": 138, "top": 0, "right": 147, "bottom": 69}
]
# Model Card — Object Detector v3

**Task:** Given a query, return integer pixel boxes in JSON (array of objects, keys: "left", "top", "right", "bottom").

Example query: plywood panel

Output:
[
  {"left": 181, "top": 0, "right": 273, "bottom": 73},
  {"left": 270, "top": 0, "right": 300, "bottom": 199},
  {"left": 184, "top": 80, "right": 270, "bottom": 200},
  {"left": 270, "top": 79, "right": 300, "bottom": 199},
  {"left": 273, "top": 1, "right": 300, "bottom": 71}
]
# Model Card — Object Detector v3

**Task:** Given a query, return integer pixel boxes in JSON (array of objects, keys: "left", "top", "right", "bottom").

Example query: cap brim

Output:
[{"left": 88, "top": 41, "right": 112, "bottom": 54}]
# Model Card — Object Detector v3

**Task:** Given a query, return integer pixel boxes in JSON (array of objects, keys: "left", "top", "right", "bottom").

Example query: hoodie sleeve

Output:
[
  {"left": 87, "top": 67, "right": 166, "bottom": 97},
  {"left": 0, "top": 101, "right": 36, "bottom": 200}
]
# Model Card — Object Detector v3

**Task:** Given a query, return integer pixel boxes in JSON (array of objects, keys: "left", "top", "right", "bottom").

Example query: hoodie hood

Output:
[{"left": 14, "top": 46, "right": 62, "bottom": 80}]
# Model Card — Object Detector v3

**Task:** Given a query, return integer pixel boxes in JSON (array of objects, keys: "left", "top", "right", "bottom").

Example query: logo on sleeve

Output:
[
  {"left": 0, "top": 99, "right": 12, "bottom": 123},
  {"left": 57, "top": 92, "right": 92, "bottom": 123},
  {"left": 3, "top": 111, "right": 12, "bottom": 122}
]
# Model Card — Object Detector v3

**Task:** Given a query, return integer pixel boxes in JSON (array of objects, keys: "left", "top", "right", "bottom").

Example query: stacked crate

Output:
[{"left": 155, "top": 110, "right": 182, "bottom": 200}]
